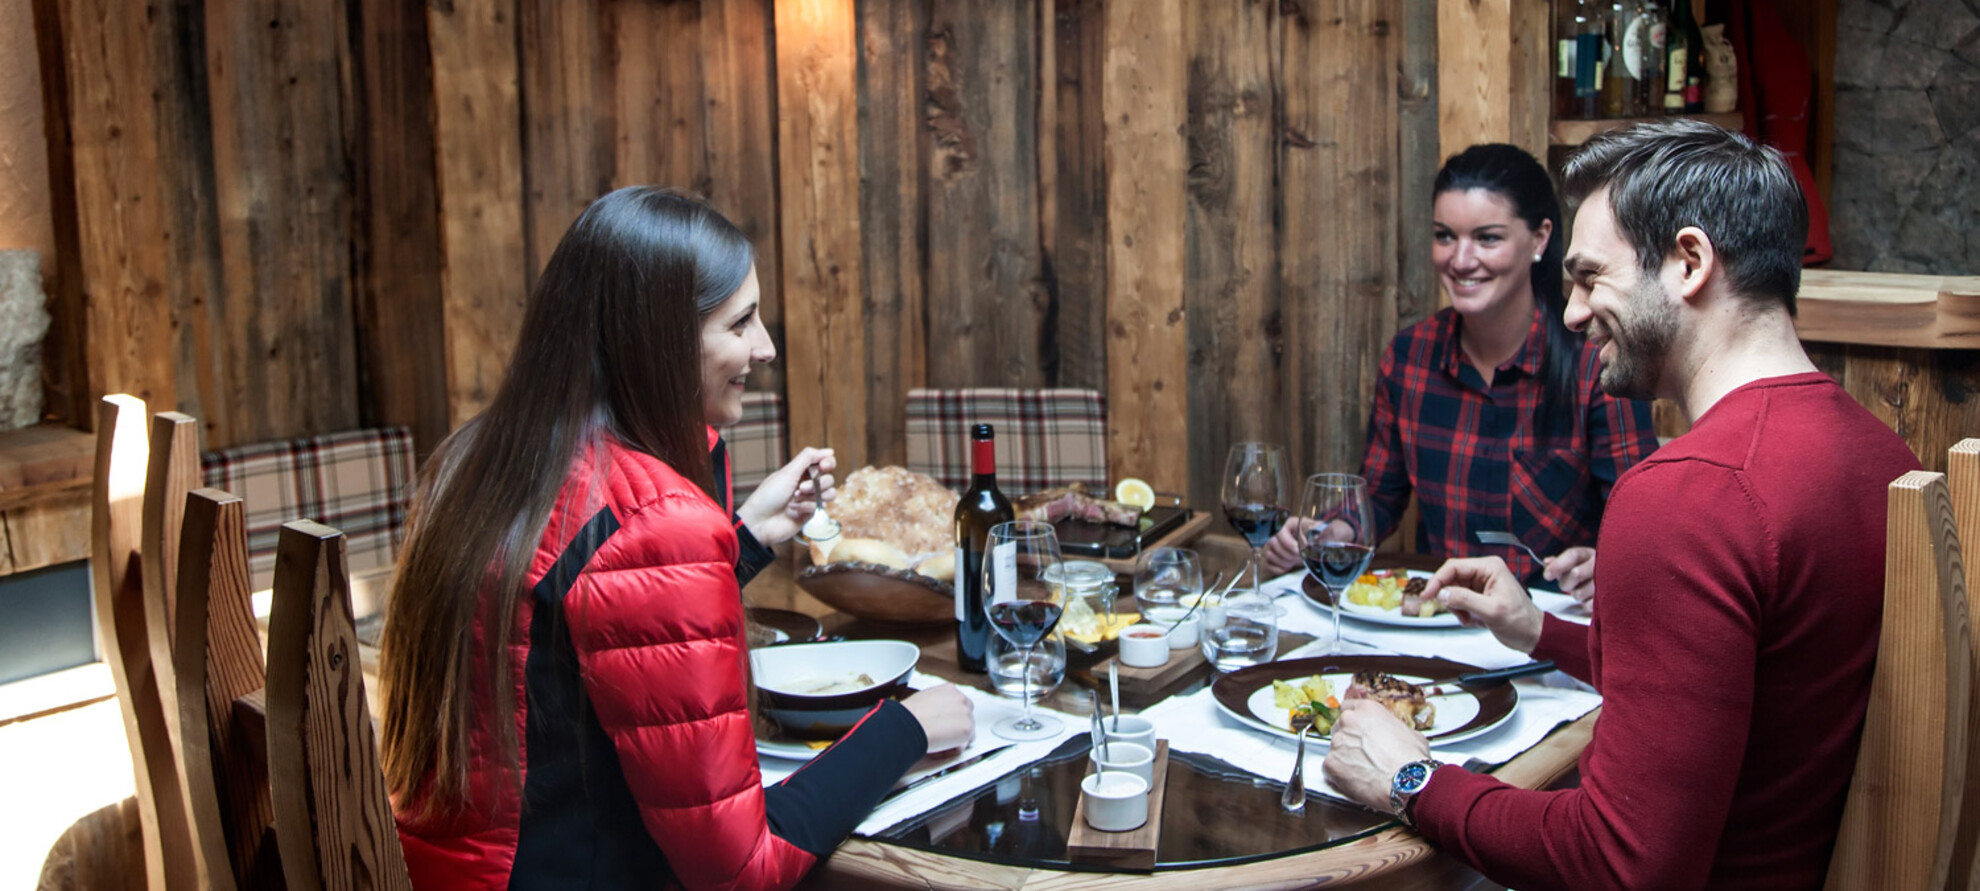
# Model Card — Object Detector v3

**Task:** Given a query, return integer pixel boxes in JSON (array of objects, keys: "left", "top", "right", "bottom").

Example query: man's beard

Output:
[{"left": 1594, "top": 276, "right": 1680, "bottom": 401}]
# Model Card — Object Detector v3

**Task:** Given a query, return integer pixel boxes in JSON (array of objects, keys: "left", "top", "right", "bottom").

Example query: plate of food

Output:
[
  {"left": 1302, "top": 569, "right": 1464, "bottom": 627},
  {"left": 1210, "top": 654, "right": 1519, "bottom": 747},
  {"left": 746, "top": 607, "right": 825, "bottom": 646}
]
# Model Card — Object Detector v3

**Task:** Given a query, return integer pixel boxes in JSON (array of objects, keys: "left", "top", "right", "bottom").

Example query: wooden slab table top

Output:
[{"left": 744, "top": 538, "right": 1597, "bottom": 890}]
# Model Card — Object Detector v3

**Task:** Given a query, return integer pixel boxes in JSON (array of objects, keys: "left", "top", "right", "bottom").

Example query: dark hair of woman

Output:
[
  {"left": 378, "top": 186, "right": 754, "bottom": 817},
  {"left": 1434, "top": 144, "right": 1579, "bottom": 433}
]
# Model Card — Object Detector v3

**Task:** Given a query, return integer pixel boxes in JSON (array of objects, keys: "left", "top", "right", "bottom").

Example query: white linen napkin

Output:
[{"left": 755, "top": 671, "right": 1086, "bottom": 836}]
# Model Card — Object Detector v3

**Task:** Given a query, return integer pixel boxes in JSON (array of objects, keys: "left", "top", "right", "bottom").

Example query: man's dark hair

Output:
[{"left": 1561, "top": 119, "right": 1809, "bottom": 313}]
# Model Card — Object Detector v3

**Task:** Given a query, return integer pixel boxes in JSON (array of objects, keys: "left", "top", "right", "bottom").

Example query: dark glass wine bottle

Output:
[{"left": 954, "top": 423, "right": 1013, "bottom": 673}]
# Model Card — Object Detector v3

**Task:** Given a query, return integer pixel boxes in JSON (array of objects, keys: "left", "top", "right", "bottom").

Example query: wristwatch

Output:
[{"left": 1389, "top": 759, "right": 1444, "bottom": 827}]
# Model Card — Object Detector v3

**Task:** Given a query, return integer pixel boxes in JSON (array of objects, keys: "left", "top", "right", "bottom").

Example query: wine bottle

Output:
[
  {"left": 1668, "top": 0, "right": 1704, "bottom": 113},
  {"left": 954, "top": 423, "right": 1014, "bottom": 672}
]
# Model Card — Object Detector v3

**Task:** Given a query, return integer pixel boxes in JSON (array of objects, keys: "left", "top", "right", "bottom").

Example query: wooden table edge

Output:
[{"left": 809, "top": 709, "right": 1599, "bottom": 889}]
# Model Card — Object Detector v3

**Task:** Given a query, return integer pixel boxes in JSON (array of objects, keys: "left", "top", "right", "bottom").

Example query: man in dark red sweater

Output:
[{"left": 1322, "top": 119, "right": 1921, "bottom": 890}]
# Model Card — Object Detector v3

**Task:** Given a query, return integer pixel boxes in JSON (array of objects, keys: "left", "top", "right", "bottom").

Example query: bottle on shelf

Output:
[
  {"left": 1555, "top": 0, "right": 1606, "bottom": 120},
  {"left": 1600, "top": 1, "right": 1638, "bottom": 118},
  {"left": 954, "top": 423, "right": 1014, "bottom": 673},
  {"left": 1669, "top": 0, "right": 1706, "bottom": 113},
  {"left": 1626, "top": 0, "right": 1668, "bottom": 118}
]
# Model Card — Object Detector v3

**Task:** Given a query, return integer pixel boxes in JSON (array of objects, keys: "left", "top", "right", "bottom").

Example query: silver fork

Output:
[
  {"left": 1281, "top": 712, "right": 1315, "bottom": 812},
  {"left": 1476, "top": 530, "right": 1544, "bottom": 568}
]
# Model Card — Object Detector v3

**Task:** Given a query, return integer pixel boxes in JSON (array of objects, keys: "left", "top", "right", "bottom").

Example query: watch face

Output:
[{"left": 1396, "top": 761, "right": 1432, "bottom": 793}]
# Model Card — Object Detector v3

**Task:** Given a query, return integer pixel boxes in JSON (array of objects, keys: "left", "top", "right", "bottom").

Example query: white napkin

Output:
[
  {"left": 755, "top": 671, "right": 1085, "bottom": 836},
  {"left": 1145, "top": 571, "right": 1602, "bottom": 806}
]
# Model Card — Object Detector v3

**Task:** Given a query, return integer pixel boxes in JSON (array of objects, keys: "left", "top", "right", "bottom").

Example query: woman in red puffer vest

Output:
[{"left": 378, "top": 187, "right": 974, "bottom": 890}]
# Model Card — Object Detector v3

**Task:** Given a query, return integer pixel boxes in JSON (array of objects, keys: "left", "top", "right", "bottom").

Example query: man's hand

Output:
[
  {"left": 1543, "top": 546, "right": 1597, "bottom": 605},
  {"left": 737, "top": 447, "right": 836, "bottom": 547},
  {"left": 1322, "top": 700, "right": 1431, "bottom": 815},
  {"left": 1424, "top": 556, "right": 1545, "bottom": 653},
  {"left": 1262, "top": 517, "right": 1314, "bottom": 576}
]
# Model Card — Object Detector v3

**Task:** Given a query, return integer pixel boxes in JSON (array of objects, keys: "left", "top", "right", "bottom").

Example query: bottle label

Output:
[
  {"left": 1667, "top": 46, "right": 1687, "bottom": 92},
  {"left": 1558, "top": 38, "right": 1575, "bottom": 79},
  {"left": 955, "top": 545, "right": 967, "bottom": 621},
  {"left": 992, "top": 540, "right": 1018, "bottom": 603}
]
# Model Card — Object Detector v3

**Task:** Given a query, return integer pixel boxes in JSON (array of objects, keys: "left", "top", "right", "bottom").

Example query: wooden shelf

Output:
[
  {"left": 1550, "top": 112, "right": 1745, "bottom": 147},
  {"left": 1793, "top": 270, "right": 1980, "bottom": 350}
]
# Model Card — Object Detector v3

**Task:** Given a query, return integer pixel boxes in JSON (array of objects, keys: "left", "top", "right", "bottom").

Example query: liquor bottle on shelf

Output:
[
  {"left": 1556, "top": 0, "right": 1606, "bottom": 119},
  {"left": 1669, "top": 0, "right": 1706, "bottom": 113},
  {"left": 953, "top": 423, "right": 1013, "bottom": 673},
  {"left": 1601, "top": 1, "right": 1636, "bottom": 117},
  {"left": 1626, "top": 0, "right": 1668, "bottom": 118}
]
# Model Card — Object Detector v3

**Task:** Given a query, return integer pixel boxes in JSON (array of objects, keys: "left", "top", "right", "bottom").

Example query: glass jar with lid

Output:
[{"left": 1043, "top": 559, "right": 1121, "bottom": 643}]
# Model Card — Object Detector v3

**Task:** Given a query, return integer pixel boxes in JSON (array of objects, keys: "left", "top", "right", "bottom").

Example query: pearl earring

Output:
[{"left": 1533, "top": 253, "right": 1543, "bottom": 263}]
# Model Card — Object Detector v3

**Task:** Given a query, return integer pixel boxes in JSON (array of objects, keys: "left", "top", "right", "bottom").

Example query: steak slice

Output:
[{"left": 1345, "top": 670, "right": 1436, "bottom": 730}]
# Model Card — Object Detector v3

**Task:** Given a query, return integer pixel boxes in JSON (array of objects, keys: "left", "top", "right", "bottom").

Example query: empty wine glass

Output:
[
  {"left": 1133, "top": 547, "right": 1203, "bottom": 632},
  {"left": 1221, "top": 442, "right": 1289, "bottom": 599},
  {"left": 982, "top": 520, "right": 1067, "bottom": 741},
  {"left": 1296, "top": 473, "right": 1374, "bottom": 654}
]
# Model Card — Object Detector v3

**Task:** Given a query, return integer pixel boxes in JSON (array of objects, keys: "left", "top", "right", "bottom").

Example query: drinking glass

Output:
[
  {"left": 987, "top": 630, "right": 1066, "bottom": 701},
  {"left": 982, "top": 520, "right": 1067, "bottom": 740},
  {"left": 1133, "top": 547, "right": 1203, "bottom": 631},
  {"left": 1200, "top": 592, "right": 1279, "bottom": 672},
  {"left": 1221, "top": 443, "right": 1290, "bottom": 598},
  {"left": 1296, "top": 473, "right": 1375, "bottom": 654}
]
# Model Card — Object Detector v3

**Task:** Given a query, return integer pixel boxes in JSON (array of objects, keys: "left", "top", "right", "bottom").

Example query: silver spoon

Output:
[
  {"left": 1164, "top": 570, "right": 1238, "bottom": 639},
  {"left": 1281, "top": 710, "right": 1315, "bottom": 812}
]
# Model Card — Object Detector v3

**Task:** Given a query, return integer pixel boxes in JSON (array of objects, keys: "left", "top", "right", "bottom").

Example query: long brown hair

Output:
[{"left": 379, "top": 187, "right": 755, "bottom": 817}]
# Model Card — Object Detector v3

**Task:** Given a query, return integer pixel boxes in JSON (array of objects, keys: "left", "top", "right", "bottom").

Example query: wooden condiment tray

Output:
[{"left": 1067, "top": 740, "right": 1169, "bottom": 871}]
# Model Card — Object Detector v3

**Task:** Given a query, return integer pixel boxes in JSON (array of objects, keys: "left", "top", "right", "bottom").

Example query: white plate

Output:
[
  {"left": 1304, "top": 570, "right": 1463, "bottom": 627},
  {"left": 1210, "top": 655, "right": 1519, "bottom": 748},
  {"left": 757, "top": 736, "right": 831, "bottom": 762}
]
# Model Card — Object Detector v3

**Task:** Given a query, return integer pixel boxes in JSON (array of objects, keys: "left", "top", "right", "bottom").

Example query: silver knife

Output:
[
  {"left": 884, "top": 744, "right": 1016, "bottom": 801},
  {"left": 1421, "top": 660, "right": 1556, "bottom": 697}
]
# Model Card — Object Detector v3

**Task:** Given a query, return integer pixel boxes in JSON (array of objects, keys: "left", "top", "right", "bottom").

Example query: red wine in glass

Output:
[
  {"left": 988, "top": 600, "right": 1064, "bottom": 648},
  {"left": 1224, "top": 503, "right": 1289, "bottom": 548},
  {"left": 1303, "top": 541, "right": 1374, "bottom": 593}
]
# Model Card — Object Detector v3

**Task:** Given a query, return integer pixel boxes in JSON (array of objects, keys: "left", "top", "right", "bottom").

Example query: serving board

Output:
[
  {"left": 1067, "top": 740, "right": 1170, "bottom": 871},
  {"left": 1073, "top": 510, "right": 1214, "bottom": 575}
]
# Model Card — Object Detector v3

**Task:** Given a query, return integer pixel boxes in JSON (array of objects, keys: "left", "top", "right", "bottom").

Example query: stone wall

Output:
[
  {"left": 1830, "top": 0, "right": 1980, "bottom": 274},
  {"left": 0, "top": 250, "right": 47, "bottom": 429}
]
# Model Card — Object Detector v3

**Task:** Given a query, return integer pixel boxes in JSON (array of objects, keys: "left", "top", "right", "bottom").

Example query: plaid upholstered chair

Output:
[
  {"left": 200, "top": 427, "right": 417, "bottom": 619},
  {"left": 904, "top": 388, "right": 1108, "bottom": 494},
  {"left": 719, "top": 391, "right": 788, "bottom": 505}
]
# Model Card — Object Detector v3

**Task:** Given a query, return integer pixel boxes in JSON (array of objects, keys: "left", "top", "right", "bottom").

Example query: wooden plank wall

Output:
[{"left": 37, "top": 0, "right": 1969, "bottom": 558}]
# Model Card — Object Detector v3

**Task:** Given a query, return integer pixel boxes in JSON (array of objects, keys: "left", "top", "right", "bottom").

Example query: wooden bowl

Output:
[{"left": 796, "top": 561, "right": 955, "bottom": 625}]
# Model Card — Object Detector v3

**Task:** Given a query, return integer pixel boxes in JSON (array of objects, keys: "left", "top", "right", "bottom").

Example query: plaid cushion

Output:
[
  {"left": 905, "top": 389, "right": 1107, "bottom": 494},
  {"left": 720, "top": 391, "right": 787, "bottom": 505},
  {"left": 201, "top": 427, "right": 416, "bottom": 592}
]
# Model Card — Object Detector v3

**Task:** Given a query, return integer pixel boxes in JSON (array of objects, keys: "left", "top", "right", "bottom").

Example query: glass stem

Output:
[{"left": 1018, "top": 643, "right": 1034, "bottom": 727}]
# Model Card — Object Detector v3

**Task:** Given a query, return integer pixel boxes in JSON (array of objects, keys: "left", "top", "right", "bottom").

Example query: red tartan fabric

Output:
[
  {"left": 719, "top": 391, "right": 787, "bottom": 504},
  {"left": 904, "top": 389, "right": 1107, "bottom": 494},
  {"left": 200, "top": 427, "right": 416, "bottom": 592},
  {"left": 1361, "top": 306, "right": 1659, "bottom": 581}
]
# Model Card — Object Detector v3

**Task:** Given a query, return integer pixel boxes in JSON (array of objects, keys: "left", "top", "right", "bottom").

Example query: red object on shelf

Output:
[{"left": 1726, "top": 0, "right": 1833, "bottom": 264}]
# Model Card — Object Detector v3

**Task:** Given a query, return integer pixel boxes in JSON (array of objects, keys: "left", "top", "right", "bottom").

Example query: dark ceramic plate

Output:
[{"left": 1211, "top": 654, "right": 1518, "bottom": 746}]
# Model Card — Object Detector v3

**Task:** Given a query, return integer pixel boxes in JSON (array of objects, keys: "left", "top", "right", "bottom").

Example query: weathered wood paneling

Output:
[
  {"left": 201, "top": 1, "right": 362, "bottom": 444},
  {"left": 1182, "top": 0, "right": 1279, "bottom": 509},
  {"left": 1397, "top": 0, "right": 1440, "bottom": 326},
  {"left": 519, "top": 0, "right": 613, "bottom": 279},
  {"left": 350, "top": 0, "right": 450, "bottom": 453},
  {"left": 1045, "top": 0, "right": 1109, "bottom": 393},
  {"left": 924, "top": 3, "right": 1045, "bottom": 389},
  {"left": 855, "top": 0, "right": 928, "bottom": 468},
  {"left": 426, "top": 0, "right": 529, "bottom": 429},
  {"left": 1281, "top": 0, "right": 1401, "bottom": 481},
  {"left": 777, "top": 0, "right": 868, "bottom": 466},
  {"left": 1103, "top": 0, "right": 1190, "bottom": 494},
  {"left": 1436, "top": 0, "right": 1548, "bottom": 161},
  {"left": 701, "top": 0, "right": 786, "bottom": 397}
]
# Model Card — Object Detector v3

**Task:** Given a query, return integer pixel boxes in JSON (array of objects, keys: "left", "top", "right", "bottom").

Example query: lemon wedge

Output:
[{"left": 1114, "top": 477, "right": 1157, "bottom": 510}]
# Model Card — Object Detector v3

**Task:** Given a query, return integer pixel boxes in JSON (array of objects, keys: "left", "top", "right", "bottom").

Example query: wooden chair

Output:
[
  {"left": 1824, "top": 469, "right": 1972, "bottom": 890},
  {"left": 264, "top": 520, "right": 412, "bottom": 891},
  {"left": 89, "top": 394, "right": 199, "bottom": 891},
  {"left": 1941, "top": 439, "right": 1980, "bottom": 889}
]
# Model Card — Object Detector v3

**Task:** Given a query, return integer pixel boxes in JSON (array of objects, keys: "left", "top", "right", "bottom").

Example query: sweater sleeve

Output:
[
  {"left": 1361, "top": 340, "right": 1412, "bottom": 546},
  {"left": 1530, "top": 613, "right": 1593, "bottom": 683},
  {"left": 763, "top": 699, "right": 925, "bottom": 854},
  {"left": 733, "top": 520, "right": 776, "bottom": 588},
  {"left": 567, "top": 493, "right": 882, "bottom": 891},
  {"left": 1410, "top": 460, "right": 1765, "bottom": 891}
]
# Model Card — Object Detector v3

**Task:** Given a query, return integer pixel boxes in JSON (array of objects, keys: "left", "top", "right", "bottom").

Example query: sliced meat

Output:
[
  {"left": 1345, "top": 671, "right": 1437, "bottom": 730},
  {"left": 1012, "top": 482, "right": 1144, "bottom": 527}
]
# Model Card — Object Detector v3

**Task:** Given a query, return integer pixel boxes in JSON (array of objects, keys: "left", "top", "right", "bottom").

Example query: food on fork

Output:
[
  {"left": 1012, "top": 482, "right": 1145, "bottom": 527},
  {"left": 1345, "top": 671, "right": 1436, "bottom": 731}
]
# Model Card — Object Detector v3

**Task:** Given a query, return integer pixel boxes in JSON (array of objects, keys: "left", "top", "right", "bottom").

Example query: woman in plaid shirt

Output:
[{"left": 1267, "top": 145, "right": 1658, "bottom": 602}]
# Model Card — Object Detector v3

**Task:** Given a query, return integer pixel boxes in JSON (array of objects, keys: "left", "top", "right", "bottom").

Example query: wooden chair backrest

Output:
[
  {"left": 1942, "top": 438, "right": 1980, "bottom": 889},
  {"left": 89, "top": 394, "right": 198, "bottom": 891},
  {"left": 1824, "top": 469, "right": 1971, "bottom": 890},
  {"left": 173, "top": 487, "right": 281, "bottom": 890},
  {"left": 265, "top": 520, "right": 412, "bottom": 891}
]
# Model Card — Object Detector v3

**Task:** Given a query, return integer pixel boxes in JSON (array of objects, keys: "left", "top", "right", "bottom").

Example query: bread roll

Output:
[
  {"left": 826, "top": 537, "right": 912, "bottom": 570},
  {"left": 914, "top": 552, "right": 956, "bottom": 582}
]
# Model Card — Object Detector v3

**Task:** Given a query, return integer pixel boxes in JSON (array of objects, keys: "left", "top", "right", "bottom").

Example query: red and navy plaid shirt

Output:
[{"left": 1362, "top": 306, "right": 1660, "bottom": 582}]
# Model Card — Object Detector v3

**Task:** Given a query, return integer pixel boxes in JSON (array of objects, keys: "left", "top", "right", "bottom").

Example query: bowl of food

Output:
[
  {"left": 795, "top": 466, "right": 960, "bottom": 625},
  {"left": 751, "top": 639, "right": 920, "bottom": 739}
]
